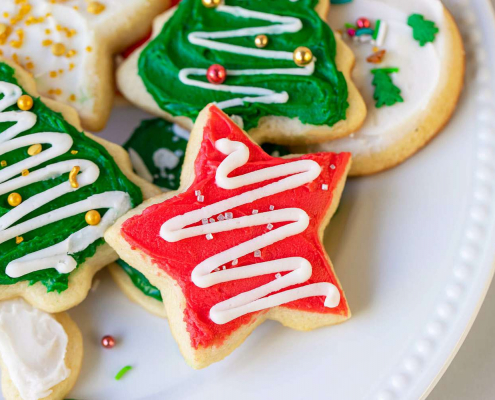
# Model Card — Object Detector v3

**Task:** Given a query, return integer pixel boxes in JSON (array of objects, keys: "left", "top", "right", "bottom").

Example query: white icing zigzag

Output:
[
  {"left": 0, "top": 81, "right": 131, "bottom": 279},
  {"left": 180, "top": 5, "right": 315, "bottom": 109},
  {"left": 160, "top": 139, "right": 340, "bottom": 325}
]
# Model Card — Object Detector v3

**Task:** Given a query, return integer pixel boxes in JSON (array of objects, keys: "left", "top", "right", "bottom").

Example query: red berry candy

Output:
[
  {"left": 356, "top": 17, "right": 371, "bottom": 29},
  {"left": 101, "top": 335, "right": 115, "bottom": 349},
  {"left": 206, "top": 64, "right": 226, "bottom": 85},
  {"left": 347, "top": 28, "right": 356, "bottom": 37}
]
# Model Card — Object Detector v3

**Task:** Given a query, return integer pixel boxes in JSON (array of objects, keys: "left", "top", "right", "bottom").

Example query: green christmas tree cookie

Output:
[
  {"left": 0, "top": 61, "right": 143, "bottom": 311},
  {"left": 133, "top": 0, "right": 349, "bottom": 133}
]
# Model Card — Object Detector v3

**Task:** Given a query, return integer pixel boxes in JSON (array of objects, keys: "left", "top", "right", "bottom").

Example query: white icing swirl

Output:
[
  {"left": 180, "top": 5, "right": 315, "bottom": 109},
  {"left": 160, "top": 139, "right": 340, "bottom": 325},
  {"left": 0, "top": 81, "right": 131, "bottom": 278},
  {"left": 0, "top": 299, "right": 69, "bottom": 400}
]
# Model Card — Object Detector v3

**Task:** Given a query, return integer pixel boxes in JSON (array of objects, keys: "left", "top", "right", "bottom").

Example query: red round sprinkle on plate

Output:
[
  {"left": 102, "top": 335, "right": 115, "bottom": 348},
  {"left": 207, "top": 64, "right": 227, "bottom": 84},
  {"left": 347, "top": 28, "right": 356, "bottom": 37}
]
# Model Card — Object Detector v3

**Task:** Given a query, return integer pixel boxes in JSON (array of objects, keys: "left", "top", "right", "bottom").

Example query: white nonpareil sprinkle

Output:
[
  {"left": 197, "top": 195, "right": 204, "bottom": 202},
  {"left": 206, "top": 233, "right": 213, "bottom": 240},
  {"left": 232, "top": 259, "right": 238, "bottom": 266},
  {"left": 275, "top": 273, "right": 282, "bottom": 279},
  {"left": 225, "top": 212, "right": 233, "bottom": 220},
  {"left": 330, "top": 164, "right": 336, "bottom": 170},
  {"left": 209, "top": 218, "right": 215, "bottom": 223},
  {"left": 267, "top": 223, "right": 273, "bottom": 230},
  {"left": 201, "top": 218, "right": 208, "bottom": 225},
  {"left": 218, "top": 214, "right": 225, "bottom": 221},
  {"left": 269, "top": 205, "right": 275, "bottom": 211},
  {"left": 222, "top": 266, "right": 226, "bottom": 270},
  {"left": 252, "top": 209, "right": 258, "bottom": 215},
  {"left": 195, "top": 190, "right": 201, "bottom": 196},
  {"left": 254, "top": 250, "right": 261, "bottom": 258},
  {"left": 321, "top": 184, "right": 328, "bottom": 191},
  {"left": 214, "top": 268, "right": 220, "bottom": 272}
]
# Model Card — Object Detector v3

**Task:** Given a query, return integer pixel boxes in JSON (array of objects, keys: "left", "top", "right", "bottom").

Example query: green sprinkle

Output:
[
  {"left": 355, "top": 28, "right": 374, "bottom": 36},
  {"left": 372, "top": 20, "right": 381, "bottom": 40},
  {"left": 115, "top": 365, "right": 133, "bottom": 381},
  {"left": 344, "top": 23, "right": 357, "bottom": 29},
  {"left": 370, "top": 67, "right": 400, "bottom": 74},
  {"left": 407, "top": 14, "right": 439, "bottom": 46}
]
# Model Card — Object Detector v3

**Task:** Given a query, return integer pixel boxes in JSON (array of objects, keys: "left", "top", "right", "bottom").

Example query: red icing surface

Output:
[{"left": 121, "top": 106, "right": 351, "bottom": 349}]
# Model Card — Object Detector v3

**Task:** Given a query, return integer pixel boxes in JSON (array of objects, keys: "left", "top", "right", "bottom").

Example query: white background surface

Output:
[
  {"left": 0, "top": 0, "right": 493, "bottom": 399},
  {"left": 429, "top": 2, "right": 495, "bottom": 399},
  {"left": 73, "top": 0, "right": 495, "bottom": 398}
]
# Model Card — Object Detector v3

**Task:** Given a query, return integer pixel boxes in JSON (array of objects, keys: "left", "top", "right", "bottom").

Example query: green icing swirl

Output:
[
  {"left": 0, "top": 62, "right": 143, "bottom": 293},
  {"left": 116, "top": 259, "right": 163, "bottom": 302},
  {"left": 138, "top": 0, "right": 348, "bottom": 131}
]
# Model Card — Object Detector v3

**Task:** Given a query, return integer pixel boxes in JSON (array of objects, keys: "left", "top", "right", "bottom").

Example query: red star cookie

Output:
[{"left": 106, "top": 105, "right": 351, "bottom": 369}]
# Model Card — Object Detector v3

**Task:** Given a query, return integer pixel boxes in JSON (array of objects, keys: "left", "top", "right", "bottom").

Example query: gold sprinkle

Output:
[
  {"left": 26, "top": 61, "right": 34, "bottom": 69},
  {"left": 15, "top": 236, "right": 23, "bottom": 244},
  {"left": 69, "top": 166, "right": 80, "bottom": 188},
  {"left": 45, "top": 28, "right": 51, "bottom": 34},
  {"left": 85, "top": 210, "right": 101, "bottom": 226},
  {"left": 27, "top": 143, "right": 42, "bottom": 156},
  {"left": 71, "top": 149, "right": 78, "bottom": 154},
  {"left": 2, "top": 12, "right": 9, "bottom": 18},
  {"left": 0, "top": 23, "right": 7, "bottom": 36},
  {"left": 69, "top": 63, "right": 75, "bottom": 71},
  {"left": 21, "top": 169, "right": 29, "bottom": 176},
  {"left": 42, "top": 39, "right": 53, "bottom": 46},
  {"left": 69, "top": 94, "right": 76, "bottom": 102},
  {"left": 87, "top": 1, "right": 106, "bottom": 14},
  {"left": 0, "top": 160, "right": 6, "bottom": 167},
  {"left": 65, "top": 49, "right": 76, "bottom": 58},
  {"left": 49, "top": 71, "right": 57, "bottom": 78},
  {"left": 51, "top": 42, "right": 66, "bottom": 56},
  {"left": 85, "top": 46, "right": 92, "bottom": 52},
  {"left": 17, "top": 94, "right": 33, "bottom": 111},
  {"left": 7, "top": 192, "right": 22, "bottom": 207}
]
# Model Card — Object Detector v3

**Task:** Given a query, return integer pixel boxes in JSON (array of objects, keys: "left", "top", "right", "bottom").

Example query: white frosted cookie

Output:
[
  {"left": 0, "top": 0, "right": 170, "bottom": 131},
  {"left": 308, "top": 0, "right": 464, "bottom": 176},
  {"left": 0, "top": 58, "right": 160, "bottom": 313},
  {"left": 0, "top": 299, "right": 82, "bottom": 400}
]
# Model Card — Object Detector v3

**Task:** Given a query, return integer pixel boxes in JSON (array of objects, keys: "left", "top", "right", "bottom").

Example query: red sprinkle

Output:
[
  {"left": 356, "top": 17, "right": 371, "bottom": 29},
  {"left": 206, "top": 64, "right": 227, "bottom": 85},
  {"left": 101, "top": 335, "right": 116, "bottom": 349}
]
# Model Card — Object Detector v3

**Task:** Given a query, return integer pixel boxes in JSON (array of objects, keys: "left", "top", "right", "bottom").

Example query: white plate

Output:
[{"left": 32, "top": 0, "right": 495, "bottom": 399}]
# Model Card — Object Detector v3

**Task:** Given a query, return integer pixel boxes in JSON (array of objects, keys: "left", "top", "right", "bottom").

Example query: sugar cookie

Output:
[
  {"left": 106, "top": 105, "right": 351, "bottom": 368},
  {"left": 307, "top": 0, "right": 464, "bottom": 175}
]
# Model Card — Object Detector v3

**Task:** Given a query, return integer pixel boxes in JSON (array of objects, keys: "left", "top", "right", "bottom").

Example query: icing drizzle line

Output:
[
  {"left": 0, "top": 81, "right": 131, "bottom": 278},
  {"left": 180, "top": 5, "right": 315, "bottom": 110},
  {"left": 160, "top": 139, "right": 340, "bottom": 325}
]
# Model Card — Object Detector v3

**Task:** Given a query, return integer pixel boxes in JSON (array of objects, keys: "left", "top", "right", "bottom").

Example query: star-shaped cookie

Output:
[
  {"left": 106, "top": 105, "right": 352, "bottom": 368},
  {"left": 0, "top": 0, "right": 170, "bottom": 131}
]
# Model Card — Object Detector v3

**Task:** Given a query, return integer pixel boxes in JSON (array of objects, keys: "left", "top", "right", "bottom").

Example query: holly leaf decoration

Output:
[
  {"left": 371, "top": 68, "right": 404, "bottom": 108},
  {"left": 407, "top": 14, "right": 439, "bottom": 46}
]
